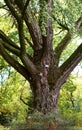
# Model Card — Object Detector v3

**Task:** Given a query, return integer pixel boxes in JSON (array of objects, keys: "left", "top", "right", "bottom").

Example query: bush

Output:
[{"left": 0, "top": 112, "right": 12, "bottom": 126}]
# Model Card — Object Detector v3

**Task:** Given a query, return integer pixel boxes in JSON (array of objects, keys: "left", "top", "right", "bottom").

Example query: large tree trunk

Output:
[
  {"left": 29, "top": 55, "right": 61, "bottom": 114},
  {"left": 30, "top": 79, "right": 60, "bottom": 114}
]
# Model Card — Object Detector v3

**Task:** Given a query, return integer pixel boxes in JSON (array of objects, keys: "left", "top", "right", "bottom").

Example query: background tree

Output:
[
  {"left": 0, "top": 0, "right": 82, "bottom": 114},
  {"left": 58, "top": 75, "right": 82, "bottom": 126},
  {"left": 0, "top": 71, "right": 30, "bottom": 124}
]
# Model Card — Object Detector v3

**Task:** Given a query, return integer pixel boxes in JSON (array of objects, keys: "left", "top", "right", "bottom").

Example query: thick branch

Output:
[
  {"left": 0, "top": 39, "right": 20, "bottom": 56},
  {"left": 41, "top": 0, "right": 53, "bottom": 62},
  {"left": 4, "top": 0, "right": 20, "bottom": 21},
  {"left": 25, "top": 12, "right": 43, "bottom": 51},
  {"left": 17, "top": 19, "right": 26, "bottom": 53},
  {"left": 46, "top": 0, "right": 53, "bottom": 56},
  {"left": 15, "top": 0, "right": 43, "bottom": 51},
  {"left": 0, "top": 30, "right": 20, "bottom": 49},
  {"left": 17, "top": 19, "right": 38, "bottom": 76},
  {"left": 22, "top": 0, "right": 30, "bottom": 18},
  {"left": 1, "top": 2, "right": 38, "bottom": 76},
  {"left": 53, "top": 43, "right": 82, "bottom": 92},
  {"left": 0, "top": 43, "right": 30, "bottom": 80},
  {"left": 59, "top": 43, "right": 82, "bottom": 84}
]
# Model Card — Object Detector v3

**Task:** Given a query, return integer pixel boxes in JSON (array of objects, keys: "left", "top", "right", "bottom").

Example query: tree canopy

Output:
[{"left": 0, "top": 0, "right": 82, "bottom": 114}]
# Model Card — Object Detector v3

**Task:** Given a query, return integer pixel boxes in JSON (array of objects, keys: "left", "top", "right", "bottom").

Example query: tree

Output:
[
  {"left": 0, "top": 0, "right": 82, "bottom": 114},
  {"left": 59, "top": 76, "right": 77, "bottom": 112},
  {"left": 0, "top": 71, "right": 30, "bottom": 122}
]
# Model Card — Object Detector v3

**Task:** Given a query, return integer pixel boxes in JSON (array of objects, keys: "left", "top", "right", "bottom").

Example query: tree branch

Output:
[
  {"left": 25, "top": 11, "right": 43, "bottom": 51},
  {"left": 0, "top": 30, "right": 20, "bottom": 49},
  {"left": 0, "top": 43, "right": 31, "bottom": 80},
  {"left": 41, "top": 0, "right": 53, "bottom": 63},
  {"left": 17, "top": 19, "right": 26, "bottom": 53},
  {"left": 15, "top": 0, "right": 43, "bottom": 51},
  {"left": 55, "top": 31, "right": 71, "bottom": 65},
  {"left": 75, "top": 16, "right": 82, "bottom": 31},
  {"left": 20, "top": 96, "right": 28, "bottom": 105},
  {"left": 46, "top": 0, "right": 53, "bottom": 55},
  {"left": 0, "top": 5, "right": 6, "bottom": 9},
  {"left": 59, "top": 43, "right": 82, "bottom": 85},
  {"left": 17, "top": 18, "right": 38, "bottom": 76},
  {"left": 52, "top": 15, "right": 69, "bottom": 31},
  {"left": 54, "top": 15, "right": 82, "bottom": 66},
  {"left": 53, "top": 43, "right": 82, "bottom": 91},
  {"left": 22, "top": 0, "right": 30, "bottom": 18},
  {"left": 25, "top": 37, "right": 34, "bottom": 49},
  {"left": 0, "top": 39, "right": 20, "bottom": 56},
  {"left": 1, "top": 2, "right": 38, "bottom": 77},
  {"left": 4, "top": 0, "right": 20, "bottom": 21}
]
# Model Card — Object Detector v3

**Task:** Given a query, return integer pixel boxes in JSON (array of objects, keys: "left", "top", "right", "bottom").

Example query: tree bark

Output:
[{"left": 30, "top": 75, "right": 60, "bottom": 114}]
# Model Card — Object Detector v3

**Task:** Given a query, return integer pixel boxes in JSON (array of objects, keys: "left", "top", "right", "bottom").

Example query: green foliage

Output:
[
  {"left": 52, "top": 0, "right": 82, "bottom": 50},
  {"left": 0, "top": 71, "right": 31, "bottom": 122},
  {"left": 60, "top": 37, "right": 81, "bottom": 64},
  {"left": 39, "top": 0, "right": 47, "bottom": 36},
  {"left": 59, "top": 76, "right": 76, "bottom": 111},
  {"left": 59, "top": 75, "right": 82, "bottom": 127},
  {"left": 53, "top": 0, "right": 82, "bottom": 30}
]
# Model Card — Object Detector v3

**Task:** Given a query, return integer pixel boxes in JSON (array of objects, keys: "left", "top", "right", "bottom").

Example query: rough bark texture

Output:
[{"left": 0, "top": 0, "right": 82, "bottom": 114}]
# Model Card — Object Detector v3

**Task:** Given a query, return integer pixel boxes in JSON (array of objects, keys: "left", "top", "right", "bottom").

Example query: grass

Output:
[
  {"left": 68, "top": 126, "right": 82, "bottom": 130},
  {"left": 1, "top": 124, "right": 82, "bottom": 130},
  {"left": 73, "top": 127, "right": 82, "bottom": 130}
]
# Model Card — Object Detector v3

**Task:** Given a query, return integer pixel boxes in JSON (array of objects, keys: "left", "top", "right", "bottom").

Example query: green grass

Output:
[
  {"left": 74, "top": 127, "right": 82, "bottom": 130},
  {"left": 69, "top": 127, "right": 82, "bottom": 130}
]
